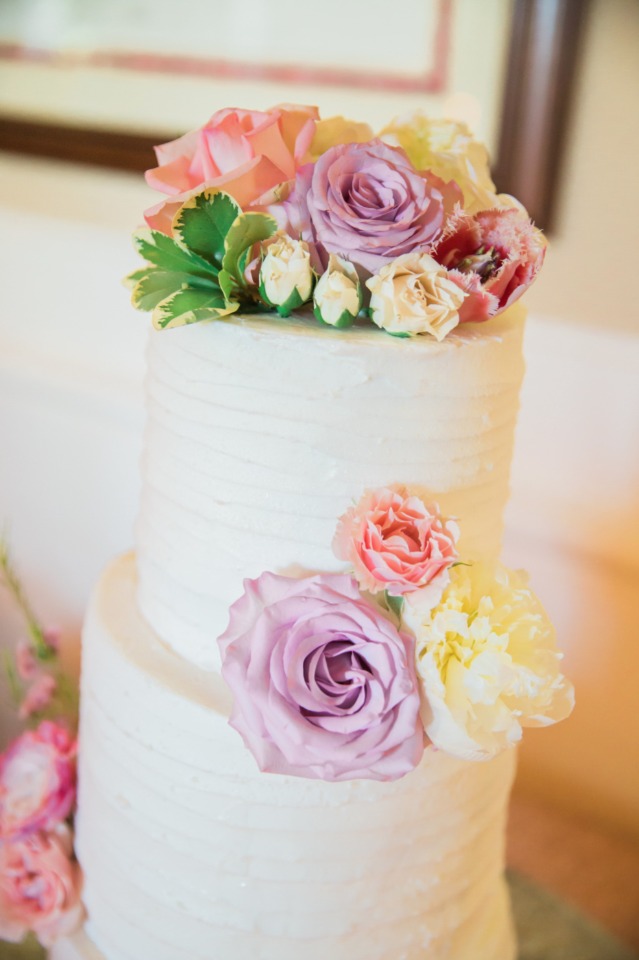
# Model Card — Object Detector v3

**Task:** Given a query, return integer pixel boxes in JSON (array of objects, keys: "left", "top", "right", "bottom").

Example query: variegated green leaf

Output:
[
  {"left": 131, "top": 269, "right": 219, "bottom": 312},
  {"left": 172, "top": 190, "right": 241, "bottom": 267},
  {"left": 133, "top": 229, "right": 217, "bottom": 278},
  {"left": 222, "top": 211, "right": 278, "bottom": 289},
  {"left": 123, "top": 266, "right": 152, "bottom": 290},
  {"left": 152, "top": 285, "right": 239, "bottom": 330}
]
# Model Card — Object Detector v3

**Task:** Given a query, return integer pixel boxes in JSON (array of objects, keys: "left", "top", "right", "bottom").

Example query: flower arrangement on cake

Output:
[
  {"left": 218, "top": 487, "right": 573, "bottom": 782},
  {"left": 0, "top": 541, "right": 83, "bottom": 954},
  {"left": 127, "top": 105, "right": 546, "bottom": 339}
]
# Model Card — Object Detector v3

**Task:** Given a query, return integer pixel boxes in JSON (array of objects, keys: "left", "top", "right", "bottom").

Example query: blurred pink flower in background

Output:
[
  {"left": 0, "top": 721, "right": 77, "bottom": 842},
  {"left": 0, "top": 824, "right": 83, "bottom": 947}
]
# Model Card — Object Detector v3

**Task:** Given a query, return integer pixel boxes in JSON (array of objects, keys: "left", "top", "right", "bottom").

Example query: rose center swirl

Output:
[{"left": 302, "top": 638, "right": 372, "bottom": 716}]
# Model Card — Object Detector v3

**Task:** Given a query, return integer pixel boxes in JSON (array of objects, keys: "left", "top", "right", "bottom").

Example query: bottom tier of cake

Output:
[{"left": 56, "top": 553, "right": 517, "bottom": 960}]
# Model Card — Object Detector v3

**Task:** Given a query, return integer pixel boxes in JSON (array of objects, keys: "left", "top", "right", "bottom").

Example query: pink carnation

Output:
[
  {"left": 333, "top": 486, "right": 459, "bottom": 596},
  {"left": 0, "top": 824, "right": 83, "bottom": 947},
  {"left": 219, "top": 572, "right": 424, "bottom": 782},
  {"left": 0, "top": 722, "right": 77, "bottom": 842},
  {"left": 144, "top": 104, "right": 318, "bottom": 234},
  {"left": 431, "top": 207, "right": 546, "bottom": 322}
]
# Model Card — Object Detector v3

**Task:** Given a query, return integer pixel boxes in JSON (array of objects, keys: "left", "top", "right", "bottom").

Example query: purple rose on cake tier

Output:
[
  {"left": 218, "top": 572, "right": 425, "bottom": 782},
  {"left": 279, "top": 140, "right": 462, "bottom": 276}
]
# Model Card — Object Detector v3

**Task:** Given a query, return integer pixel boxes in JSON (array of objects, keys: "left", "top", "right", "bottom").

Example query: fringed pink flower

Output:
[
  {"left": 0, "top": 824, "right": 83, "bottom": 947},
  {"left": 219, "top": 573, "right": 424, "bottom": 782},
  {"left": 0, "top": 722, "right": 77, "bottom": 842},
  {"left": 333, "top": 486, "right": 459, "bottom": 596},
  {"left": 431, "top": 207, "right": 546, "bottom": 322},
  {"left": 144, "top": 104, "right": 318, "bottom": 233}
]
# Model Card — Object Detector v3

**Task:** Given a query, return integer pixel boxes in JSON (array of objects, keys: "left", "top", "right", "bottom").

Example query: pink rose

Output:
[
  {"left": 0, "top": 722, "right": 77, "bottom": 842},
  {"left": 0, "top": 824, "right": 83, "bottom": 947},
  {"left": 431, "top": 207, "right": 546, "bottom": 322},
  {"left": 333, "top": 486, "right": 459, "bottom": 596},
  {"left": 281, "top": 140, "right": 461, "bottom": 276},
  {"left": 144, "top": 103, "right": 319, "bottom": 234},
  {"left": 219, "top": 573, "right": 424, "bottom": 782}
]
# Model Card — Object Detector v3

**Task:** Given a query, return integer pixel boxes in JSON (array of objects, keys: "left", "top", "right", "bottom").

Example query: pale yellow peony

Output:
[
  {"left": 402, "top": 562, "right": 574, "bottom": 761},
  {"left": 366, "top": 253, "right": 466, "bottom": 340},
  {"left": 380, "top": 114, "right": 499, "bottom": 214},
  {"left": 309, "top": 116, "right": 374, "bottom": 160}
]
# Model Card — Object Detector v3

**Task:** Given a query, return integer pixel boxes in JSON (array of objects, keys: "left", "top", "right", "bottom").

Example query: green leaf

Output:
[
  {"left": 152, "top": 286, "right": 239, "bottom": 330},
  {"left": 133, "top": 229, "right": 217, "bottom": 279},
  {"left": 218, "top": 268, "right": 239, "bottom": 309},
  {"left": 384, "top": 591, "right": 404, "bottom": 619},
  {"left": 173, "top": 190, "right": 241, "bottom": 267},
  {"left": 222, "top": 211, "right": 278, "bottom": 289},
  {"left": 131, "top": 269, "right": 219, "bottom": 312},
  {"left": 123, "top": 266, "right": 151, "bottom": 290}
]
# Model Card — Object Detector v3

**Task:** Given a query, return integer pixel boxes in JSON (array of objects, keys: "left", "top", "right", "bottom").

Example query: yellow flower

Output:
[
  {"left": 309, "top": 116, "right": 374, "bottom": 160},
  {"left": 402, "top": 562, "right": 574, "bottom": 761},
  {"left": 380, "top": 114, "right": 499, "bottom": 214}
]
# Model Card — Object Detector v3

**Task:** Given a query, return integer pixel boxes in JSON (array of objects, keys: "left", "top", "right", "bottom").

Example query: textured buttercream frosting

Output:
[
  {"left": 68, "top": 555, "right": 516, "bottom": 960},
  {"left": 136, "top": 305, "right": 525, "bottom": 669}
]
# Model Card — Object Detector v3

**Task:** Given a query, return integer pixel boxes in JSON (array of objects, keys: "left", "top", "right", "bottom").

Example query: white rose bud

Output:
[
  {"left": 366, "top": 253, "right": 466, "bottom": 341},
  {"left": 313, "top": 254, "right": 362, "bottom": 328},
  {"left": 259, "top": 234, "right": 314, "bottom": 317}
]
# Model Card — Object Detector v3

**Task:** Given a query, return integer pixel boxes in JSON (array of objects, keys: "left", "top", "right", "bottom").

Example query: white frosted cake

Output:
[{"left": 51, "top": 105, "right": 573, "bottom": 960}]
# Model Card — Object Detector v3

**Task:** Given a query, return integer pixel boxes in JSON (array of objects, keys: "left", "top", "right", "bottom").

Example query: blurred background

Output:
[{"left": 0, "top": 0, "right": 638, "bottom": 952}]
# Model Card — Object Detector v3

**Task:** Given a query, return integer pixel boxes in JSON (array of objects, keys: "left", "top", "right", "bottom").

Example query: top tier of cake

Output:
[{"left": 135, "top": 305, "right": 525, "bottom": 670}]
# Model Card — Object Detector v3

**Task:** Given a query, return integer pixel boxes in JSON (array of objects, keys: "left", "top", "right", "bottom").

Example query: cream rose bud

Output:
[
  {"left": 313, "top": 255, "right": 362, "bottom": 328},
  {"left": 366, "top": 253, "right": 466, "bottom": 340},
  {"left": 259, "top": 234, "right": 314, "bottom": 317}
]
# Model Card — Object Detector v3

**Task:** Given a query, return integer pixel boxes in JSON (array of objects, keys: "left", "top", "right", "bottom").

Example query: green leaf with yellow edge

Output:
[
  {"left": 131, "top": 269, "right": 219, "bottom": 312},
  {"left": 123, "top": 266, "right": 151, "bottom": 290},
  {"left": 222, "top": 211, "right": 278, "bottom": 289},
  {"left": 152, "top": 285, "right": 239, "bottom": 330},
  {"left": 132, "top": 229, "right": 217, "bottom": 278},
  {"left": 172, "top": 190, "right": 241, "bottom": 267}
]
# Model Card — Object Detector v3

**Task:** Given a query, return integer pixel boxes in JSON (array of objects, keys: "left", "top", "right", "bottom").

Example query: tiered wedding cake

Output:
[{"left": 53, "top": 105, "right": 573, "bottom": 960}]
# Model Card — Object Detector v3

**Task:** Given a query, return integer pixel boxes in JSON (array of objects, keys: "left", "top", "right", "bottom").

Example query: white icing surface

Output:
[
  {"left": 73, "top": 554, "right": 517, "bottom": 960},
  {"left": 135, "top": 306, "right": 526, "bottom": 669}
]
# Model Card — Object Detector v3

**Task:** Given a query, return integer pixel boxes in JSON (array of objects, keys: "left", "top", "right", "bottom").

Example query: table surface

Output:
[{"left": 2, "top": 872, "right": 637, "bottom": 960}]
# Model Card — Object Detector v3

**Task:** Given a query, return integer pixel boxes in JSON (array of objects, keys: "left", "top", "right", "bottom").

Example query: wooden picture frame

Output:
[{"left": 0, "top": 0, "right": 588, "bottom": 230}]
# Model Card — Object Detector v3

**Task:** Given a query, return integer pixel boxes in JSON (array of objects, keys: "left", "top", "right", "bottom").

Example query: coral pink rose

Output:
[
  {"left": 0, "top": 824, "right": 83, "bottom": 947},
  {"left": 0, "top": 722, "right": 77, "bottom": 842},
  {"left": 431, "top": 207, "right": 546, "bottom": 322},
  {"left": 333, "top": 486, "right": 459, "bottom": 596},
  {"left": 145, "top": 103, "right": 319, "bottom": 233}
]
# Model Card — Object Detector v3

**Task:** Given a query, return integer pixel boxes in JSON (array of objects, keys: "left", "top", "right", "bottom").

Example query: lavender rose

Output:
[
  {"left": 283, "top": 140, "right": 461, "bottom": 276},
  {"left": 219, "top": 572, "right": 424, "bottom": 782}
]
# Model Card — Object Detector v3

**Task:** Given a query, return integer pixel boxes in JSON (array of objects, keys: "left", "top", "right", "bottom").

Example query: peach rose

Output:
[
  {"left": 333, "top": 486, "right": 459, "bottom": 596},
  {"left": 145, "top": 104, "right": 319, "bottom": 233},
  {"left": 0, "top": 824, "right": 83, "bottom": 947},
  {"left": 0, "top": 722, "right": 77, "bottom": 842}
]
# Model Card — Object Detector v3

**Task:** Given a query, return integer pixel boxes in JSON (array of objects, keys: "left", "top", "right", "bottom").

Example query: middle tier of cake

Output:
[{"left": 136, "top": 307, "right": 525, "bottom": 670}]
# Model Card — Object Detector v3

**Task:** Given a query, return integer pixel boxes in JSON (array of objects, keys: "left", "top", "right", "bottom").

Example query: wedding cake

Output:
[{"left": 52, "top": 105, "right": 573, "bottom": 960}]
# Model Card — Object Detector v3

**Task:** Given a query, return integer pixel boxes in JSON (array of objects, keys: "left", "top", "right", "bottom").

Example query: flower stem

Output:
[{"left": 0, "top": 536, "right": 55, "bottom": 661}]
